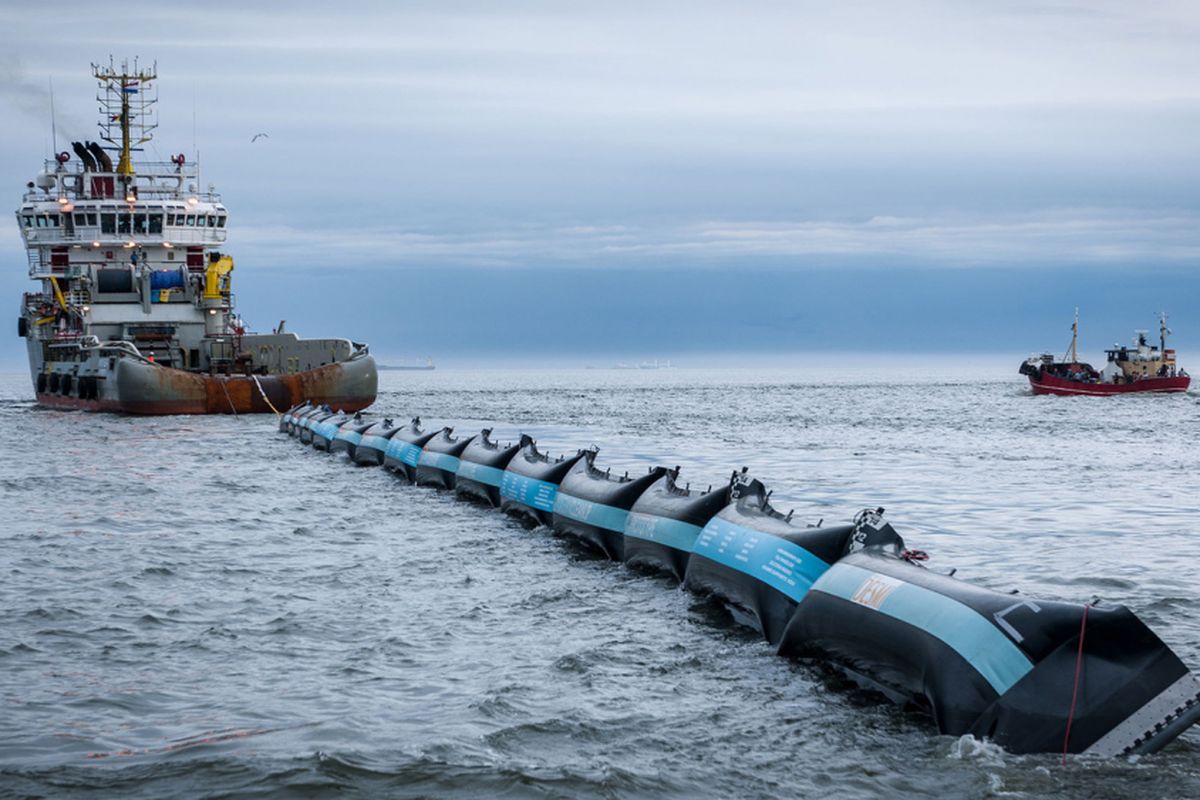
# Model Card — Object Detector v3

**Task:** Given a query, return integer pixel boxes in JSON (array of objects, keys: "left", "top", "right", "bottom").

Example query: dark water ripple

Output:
[{"left": 1, "top": 366, "right": 1199, "bottom": 799}]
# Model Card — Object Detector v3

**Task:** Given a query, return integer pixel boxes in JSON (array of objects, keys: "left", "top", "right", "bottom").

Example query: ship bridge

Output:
[{"left": 15, "top": 58, "right": 228, "bottom": 278}]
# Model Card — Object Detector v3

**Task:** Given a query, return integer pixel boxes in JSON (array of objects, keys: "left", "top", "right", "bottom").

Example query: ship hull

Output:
[
  {"left": 1029, "top": 373, "right": 1191, "bottom": 396},
  {"left": 31, "top": 352, "right": 377, "bottom": 415}
]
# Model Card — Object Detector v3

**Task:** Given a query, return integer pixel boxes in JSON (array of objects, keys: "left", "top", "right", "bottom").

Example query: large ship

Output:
[
  {"left": 1019, "top": 311, "right": 1190, "bottom": 396},
  {"left": 14, "top": 60, "right": 376, "bottom": 414}
]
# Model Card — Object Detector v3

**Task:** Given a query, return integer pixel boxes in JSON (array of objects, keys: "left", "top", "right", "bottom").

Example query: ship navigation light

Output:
[{"left": 91, "top": 241, "right": 101, "bottom": 248}]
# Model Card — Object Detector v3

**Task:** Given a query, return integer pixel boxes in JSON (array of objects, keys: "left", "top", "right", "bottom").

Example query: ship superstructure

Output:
[{"left": 15, "top": 60, "right": 376, "bottom": 413}]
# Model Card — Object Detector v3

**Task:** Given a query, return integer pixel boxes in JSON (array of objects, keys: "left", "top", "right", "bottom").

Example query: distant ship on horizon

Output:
[
  {"left": 378, "top": 357, "right": 436, "bottom": 371},
  {"left": 1019, "top": 310, "right": 1190, "bottom": 396},
  {"left": 611, "top": 359, "right": 673, "bottom": 370}
]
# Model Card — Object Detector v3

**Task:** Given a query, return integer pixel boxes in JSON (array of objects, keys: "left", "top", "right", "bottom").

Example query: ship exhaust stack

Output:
[
  {"left": 86, "top": 141, "right": 113, "bottom": 172},
  {"left": 72, "top": 141, "right": 96, "bottom": 171}
]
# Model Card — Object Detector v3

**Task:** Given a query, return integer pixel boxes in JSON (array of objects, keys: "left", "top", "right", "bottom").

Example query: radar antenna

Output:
[{"left": 91, "top": 57, "right": 158, "bottom": 186}]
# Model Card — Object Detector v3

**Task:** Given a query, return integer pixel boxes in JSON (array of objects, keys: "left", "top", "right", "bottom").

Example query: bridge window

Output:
[
  {"left": 22, "top": 215, "right": 32, "bottom": 227},
  {"left": 207, "top": 215, "right": 216, "bottom": 227},
  {"left": 166, "top": 213, "right": 175, "bottom": 226},
  {"left": 133, "top": 215, "right": 149, "bottom": 235},
  {"left": 101, "top": 214, "right": 115, "bottom": 234},
  {"left": 87, "top": 212, "right": 97, "bottom": 226},
  {"left": 217, "top": 215, "right": 226, "bottom": 228},
  {"left": 74, "top": 213, "right": 86, "bottom": 226},
  {"left": 117, "top": 214, "right": 131, "bottom": 234},
  {"left": 186, "top": 215, "right": 196, "bottom": 226},
  {"left": 149, "top": 214, "right": 163, "bottom": 234}
]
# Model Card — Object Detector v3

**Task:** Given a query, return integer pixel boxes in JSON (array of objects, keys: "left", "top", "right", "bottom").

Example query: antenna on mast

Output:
[
  {"left": 91, "top": 56, "right": 158, "bottom": 182},
  {"left": 1065, "top": 307, "right": 1079, "bottom": 364},
  {"left": 49, "top": 76, "right": 58, "bottom": 157}
]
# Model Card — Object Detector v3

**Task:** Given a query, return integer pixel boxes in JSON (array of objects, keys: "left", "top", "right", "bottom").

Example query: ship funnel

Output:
[
  {"left": 72, "top": 141, "right": 97, "bottom": 171},
  {"left": 86, "top": 141, "right": 113, "bottom": 172}
]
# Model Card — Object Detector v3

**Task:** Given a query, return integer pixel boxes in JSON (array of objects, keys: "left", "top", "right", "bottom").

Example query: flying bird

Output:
[{"left": 250, "top": 133, "right": 269, "bottom": 143}]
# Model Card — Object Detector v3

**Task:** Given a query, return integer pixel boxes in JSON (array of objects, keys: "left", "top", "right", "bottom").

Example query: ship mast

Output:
[
  {"left": 1067, "top": 307, "right": 1079, "bottom": 363},
  {"left": 1160, "top": 311, "right": 1170, "bottom": 354},
  {"left": 91, "top": 58, "right": 158, "bottom": 187}
]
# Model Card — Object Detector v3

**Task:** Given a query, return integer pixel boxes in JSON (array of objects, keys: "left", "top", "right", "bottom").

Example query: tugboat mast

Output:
[{"left": 91, "top": 58, "right": 157, "bottom": 184}]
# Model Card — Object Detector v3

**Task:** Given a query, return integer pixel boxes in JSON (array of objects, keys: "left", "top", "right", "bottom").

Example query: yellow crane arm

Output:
[
  {"left": 204, "top": 255, "right": 235, "bottom": 300},
  {"left": 48, "top": 276, "right": 68, "bottom": 310}
]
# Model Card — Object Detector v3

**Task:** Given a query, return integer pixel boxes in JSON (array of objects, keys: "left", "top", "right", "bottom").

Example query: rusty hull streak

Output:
[{"left": 36, "top": 357, "right": 378, "bottom": 415}]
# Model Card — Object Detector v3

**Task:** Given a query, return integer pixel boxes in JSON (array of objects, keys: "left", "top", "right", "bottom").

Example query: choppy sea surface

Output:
[{"left": 2, "top": 364, "right": 1199, "bottom": 799}]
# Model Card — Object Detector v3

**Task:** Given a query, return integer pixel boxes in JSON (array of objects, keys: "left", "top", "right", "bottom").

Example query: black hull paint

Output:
[
  {"left": 551, "top": 452, "right": 666, "bottom": 560},
  {"left": 455, "top": 430, "right": 521, "bottom": 508},
  {"left": 623, "top": 470, "right": 730, "bottom": 581}
]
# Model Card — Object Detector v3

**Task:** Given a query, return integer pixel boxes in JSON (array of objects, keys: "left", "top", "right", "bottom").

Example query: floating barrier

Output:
[
  {"left": 683, "top": 473, "right": 902, "bottom": 646},
  {"left": 311, "top": 411, "right": 351, "bottom": 451},
  {"left": 287, "top": 403, "right": 325, "bottom": 437},
  {"left": 499, "top": 435, "right": 585, "bottom": 527},
  {"left": 779, "top": 511, "right": 1200, "bottom": 756},
  {"left": 383, "top": 418, "right": 439, "bottom": 482},
  {"left": 552, "top": 450, "right": 667, "bottom": 561},
  {"left": 352, "top": 418, "right": 400, "bottom": 466},
  {"left": 329, "top": 413, "right": 375, "bottom": 458},
  {"left": 455, "top": 428, "right": 522, "bottom": 507},
  {"left": 623, "top": 468, "right": 730, "bottom": 581},
  {"left": 280, "top": 400, "right": 310, "bottom": 433},
  {"left": 415, "top": 428, "right": 475, "bottom": 490},
  {"left": 275, "top": 414, "right": 1200, "bottom": 757},
  {"left": 298, "top": 408, "right": 338, "bottom": 445}
]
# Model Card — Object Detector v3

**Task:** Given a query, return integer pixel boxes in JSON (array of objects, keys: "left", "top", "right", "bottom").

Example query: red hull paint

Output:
[{"left": 1029, "top": 373, "right": 1191, "bottom": 396}]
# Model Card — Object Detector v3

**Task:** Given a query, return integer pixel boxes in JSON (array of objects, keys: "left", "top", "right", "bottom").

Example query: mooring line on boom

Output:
[{"left": 251, "top": 374, "right": 281, "bottom": 415}]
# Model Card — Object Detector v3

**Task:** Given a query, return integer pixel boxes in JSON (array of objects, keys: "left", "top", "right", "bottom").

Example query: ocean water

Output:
[{"left": 2, "top": 364, "right": 1199, "bottom": 799}]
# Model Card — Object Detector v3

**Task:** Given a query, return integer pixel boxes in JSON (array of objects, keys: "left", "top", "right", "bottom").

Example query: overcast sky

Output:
[{"left": 2, "top": 1, "right": 1199, "bottom": 364}]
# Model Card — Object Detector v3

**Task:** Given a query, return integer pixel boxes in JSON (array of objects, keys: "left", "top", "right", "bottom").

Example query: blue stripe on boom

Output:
[
  {"left": 811, "top": 562, "right": 1034, "bottom": 695},
  {"left": 334, "top": 431, "right": 364, "bottom": 446},
  {"left": 553, "top": 494, "right": 628, "bottom": 532},
  {"left": 692, "top": 517, "right": 830, "bottom": 604},
  {"left": 500, "top": 471, "right": 558, "bottom": 512},
  {"left": 457, "top": 461, "right": 506, "bottom": 487},
  {"left": 358, "top": 434, "right": 388, "bottom": 451},
  {"left": 384, "top": 439, "right": 423, "bottom": 467},
  {"left": 418, "top": 451, "right": 461, "bottom": 473},
  {"left": 624, "top": 512, "right": 703, "bottom": 553}
]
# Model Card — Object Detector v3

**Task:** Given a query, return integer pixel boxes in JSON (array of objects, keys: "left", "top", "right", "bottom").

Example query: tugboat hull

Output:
[{"left": 32, "top": 352, "right": 377, "bottom": 415}]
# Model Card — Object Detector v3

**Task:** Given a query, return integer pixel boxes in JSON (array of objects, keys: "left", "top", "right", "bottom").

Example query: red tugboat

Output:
[{"left": 1019, "top": 311, "right": 1190, "bottom": 396}]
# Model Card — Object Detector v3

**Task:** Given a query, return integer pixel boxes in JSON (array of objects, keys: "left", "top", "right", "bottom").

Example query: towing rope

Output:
[
  {"left": 1061, "top": 603, "right": 1091, "bottom": 765},
  {"left": 251, "top": 374, "right": 282, "bottom": 416},
  {"left": 218, "top": 378, "right": 238, "bottom": 417}
]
